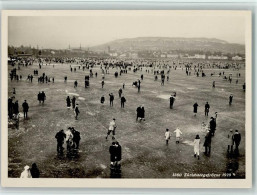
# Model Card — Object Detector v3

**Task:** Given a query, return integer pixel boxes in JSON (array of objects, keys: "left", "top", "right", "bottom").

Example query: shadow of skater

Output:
[{"left": 226, "top": 160, "right": 239, "bottom": 178}]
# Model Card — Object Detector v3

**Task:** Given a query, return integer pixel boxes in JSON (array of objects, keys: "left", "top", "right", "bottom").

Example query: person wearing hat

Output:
[
  {"left": 74, "top": 104, "right": 80, "bottom": 120},
  {"left": 229, "top": 94, "right": 233, "bottom": 105},
  {"left": 193, "top": 135, "right": 201, "bottom": 159},
  {"left": 106, "top": 118, "right": 117, "bottom": 140},
  {"left": 165, "top": 129, "right": 171, "bottom": 145},
  {"left": 20, "top": 165, "right": 32, "bottom": 178},
  {"left": 22, "top": 100, "right": 29, "bottom": 119},
  {"left": 227, "top": 129, "right": 234, "bottom": 154}
]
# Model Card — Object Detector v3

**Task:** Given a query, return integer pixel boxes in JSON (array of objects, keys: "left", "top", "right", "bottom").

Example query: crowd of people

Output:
[{"left": 8, "top": 56, "right": 245, "bottom": 178}]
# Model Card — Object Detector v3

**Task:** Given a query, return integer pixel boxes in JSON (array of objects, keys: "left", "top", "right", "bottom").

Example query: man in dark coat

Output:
[
  {"left": 72, "top": 96, "right": 76, "bottom": 109},
  {"left": 41, "top": 91, "right": 46, "bottom": 104},
  {"left": 30, "top": 163, "right": 40, "bottom": 178},
  {"left": 193, "top": 102, "right": 198, "bottom": 116},
  {"left": 8, "top": 97, "right": 14, "bottom": 119},
  {"left": 55, "top": 129, "right": 66, "bottom": 154},
  {"left": 203, "top": 130, "right": 212, "bottom": 156},
  {"left": 115, "top": 141, "right": 122, "bottom": 168},
  {"left": 210, "top": 117, "right": 216, "bottom": 136},
  {"left": 229, "top": 94, "right": 233, "bottom": 105},
  {"left": 66, "top": 96, "right": 71, "bottom": 107},
  {"left": 170, "top": 95, "right": 175, "bottom": 109},
  {"left": 74, "top": 104, "right": 80, "bottom": 120},
  {"left": 109, "top": 93, "right": 114, "bottom": 107},
  {"left": 38, "top": 92, "right": 42, "bottom": 103},
  {"left": 121, "top": 96, "right": 126, "bottom": 108},
  {"left": 22, "top": 100, "right": 29, "bottom": 119},
  {"left": 109, "top": 142, "right": 116, "bottom": 165},
  {"left": 136, "top": 106, "right": 142, "bottom": 121},
  {"left": 72, "top": 128, "right": 81, "bottom": 149},
  {"left": 118, "top": 88, "right": 123, "bottom": 98},
  {"left": 100, "top": 95, "right": 105, "bottom": 104},
  {"left": 233, "top": 130, "right": 241, "bottom": 154},
  {"left": 13, "top": 100, "right": 19, "bottom": 115},
  {"left": 205, "top": 102, "right": 210, "bottom": 116}
]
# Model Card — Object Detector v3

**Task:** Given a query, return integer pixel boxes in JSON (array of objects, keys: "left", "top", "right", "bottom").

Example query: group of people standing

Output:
[
  {"left": 55, "top": 127, "right": 81, "bottom": 156},
  {"left": 136, "top": 105, "right": 145, "bottom": 122}
]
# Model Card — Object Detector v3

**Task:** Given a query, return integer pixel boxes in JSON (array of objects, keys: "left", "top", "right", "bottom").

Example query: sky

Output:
[{"left": 8, "top": 13, "right": 246, "bottom": 49}]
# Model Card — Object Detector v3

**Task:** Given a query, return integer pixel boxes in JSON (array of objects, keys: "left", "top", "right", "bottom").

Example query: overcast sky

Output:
[{"left": 8, "top": 14, "right": 246, "bottom": 49}]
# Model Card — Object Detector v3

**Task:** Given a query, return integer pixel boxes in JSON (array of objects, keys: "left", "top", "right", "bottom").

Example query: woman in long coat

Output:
[
  {"left": 193, "top": 102, "right": 198, "bottom": 116},
  {"left": 66, "top": 96, "right": 71, "bottom": 108},
  {"left": 193, "top": 135, "right": 200, "bottom": 159}
]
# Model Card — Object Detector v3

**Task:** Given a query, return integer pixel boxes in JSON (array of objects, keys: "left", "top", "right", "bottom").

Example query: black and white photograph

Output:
[{"left": 1, "top": 10, "right": 252, "bottom": 188}]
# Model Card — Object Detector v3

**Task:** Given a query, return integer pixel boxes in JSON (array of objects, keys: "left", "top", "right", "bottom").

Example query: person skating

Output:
[
  {"left": 20, "top": 165, "right": 32, "bottom": 178},
  {"left": 165, "top": 129, "right": 171, "bottom": 145},
  {"left": 227, "top": 129, "right": 234, "bottom": 154},
  {"left": 38, "top": 92, "right": 42, "bottom": 103},
  {"left": 233, "top": 130, "right": 241, "bottom": 155},
  {"left": 229, "top": 94, "right": 233, "bottom": 105},
  {"left": 100, "top": 95, "right": 105, "bottom": 104},
  {"left": 109, "top": 142, "right": 116, "bottom": 167},
  {"left": 101, "top": 80, "right": 105, "bottom": 88},
  {"left": 193, "top": 135, "right": 200, "bottom": 160},
  {"left": 13, "top": 100, "right": 19, "bottom": 115},
  {"left": 210, "top": 117, "right": 216, "bottom": 136},
  {"left": 193, "top": 102, "right": 198, "bottom": 116},
  {"left": 170, "top": 95, "right": 175, "bottom": 109},
  {"left": 204, "top": 130, "right": 212, "bottom": 156},
  {"left": 30, "top": 163, "right": 40, "bottom": 178},
  {"left": 121, "top": 95, "right": 126, "bottom": 108},
  {"left": 41, "top": 91, "right": 46, "bottom": 104},
  {"left": 106, "top": 118, "right": 117, "bottom": 140},
  {"left": 72, "top": 128, "right": 81, "bottom": 149},
  {"left": 118, "top": 88, "right": 123, "bottom": 98},
  {"left": 136, "top": 106, "right": 142, "bottom": 121},
  {"left": 109, "top": 93, "right": 114, "bottom": 107},
  {"left": 74, "top": 104, "right": 80, "bottom": 120},
  {"left": 205, "top": 102, "right": 210, "bottom": 116},
  {"left": 22, "top": 100, "right": 29, "bottom": 119},
  {"left": 174, "top": 128, "right": 182, "bottom": 143},
  {"left": 55, "top": 129, "right": 66, "bottom": 155},
  {"left": 66, "top": 96, "right": 71, "bottom": 108},
  {"left": 72, "top": 96, "right": 76, "bottom": 109}
]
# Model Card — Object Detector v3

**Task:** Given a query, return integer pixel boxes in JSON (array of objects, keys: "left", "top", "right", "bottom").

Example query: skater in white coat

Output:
[
  {"left": 193, "top": 134, "right": 200, "bottom": 160},
  {"left": 174, "top": 128, "right": 182, "bottom": 143}
]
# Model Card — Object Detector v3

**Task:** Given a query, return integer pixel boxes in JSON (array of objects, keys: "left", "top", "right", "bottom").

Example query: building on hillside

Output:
[
  {"left": 208, "top": 55, "right": 228, "bottom": 60},
  {"left": 187, "top": 54, "right": 206, "bottom": 59},
  {"left": 109, "top": 52, "right": 118, "bottom": 57},
  {"left": 167, "top": 54, "right": 179, "bottom": 58},
  {"left": 232, "top": 55, "right": 243, "bottom": 61}
]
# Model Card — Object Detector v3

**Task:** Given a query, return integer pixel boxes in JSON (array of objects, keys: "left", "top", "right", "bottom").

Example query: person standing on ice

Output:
[
  {"left": 174, "top": 128, "right": 182, "bottom": 144},
  {"left": 165, "top": 129, "right": 171, "bottom": 145},
  {"left": 193, "top": 134, "right": 200, "bottom": 160}
]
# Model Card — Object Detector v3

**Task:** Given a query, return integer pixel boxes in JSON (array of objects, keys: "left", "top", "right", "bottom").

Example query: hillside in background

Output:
[{"left": 90, "top": 37, "right": 245, "bottom": 54}]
